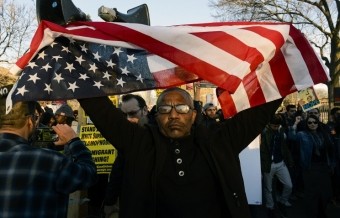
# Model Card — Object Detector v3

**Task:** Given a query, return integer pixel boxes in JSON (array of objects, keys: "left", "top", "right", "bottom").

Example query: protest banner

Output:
[
  {"left": 297, "top": 87, "right": 321, "bottom": 111},
  {"left": 79, "top": 125, "right": 117, "bottom": 174}
]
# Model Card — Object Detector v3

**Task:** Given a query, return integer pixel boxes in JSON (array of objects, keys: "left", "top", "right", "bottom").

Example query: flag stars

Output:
[
  {"left": 121, "top": 67, "right": 130, "bottom": 75},
  {"left": 27, "top": 62, "right": 37, "bottom": 69},
  {"left": 136, "top": 74, "right": 144, "bottom": 83},
  {"left": 52, "top": 55, "right": 62, "bottom": 62},
  {"left": 127, "top": 54, "right": 137, "bottom": 63},
  {"left": 93, "top": 81, "right": 104, "bottom": 89},
  {"left": 41, "top": 63, "right": 52, "bottom": 72},
  {"left": 89, "top": 63, "right": 98, "bottom": 73},
  {"left": 68, "top": 82, "right": 79, "bottom": 92},
  {"left": 37, "top": 51, "right": 46, "bottom": 60},
  {"left": 61, "top": 46, "right": 70, "bottom": 53},
  {"left": 65, "top": 62, "right": 76, "bottom": 72},
  {"left": 113, "top": 47, "right": 123, "bottom": 56},
  {"left": 28, "top": 73, "right": 41, "bottom": 84},
  {"left": 93, "top": 52, "right": 102, "bottom": 61},
  {"left": 54, "top": 73, "right": 64, "bottom": 83},
  {"left": 106, "top": 59, "right": 116, "bottom": 68},
  {"left": 79, "top": 73, "right": 89, "bottom": 80},
  {"left": 16, "top": 86, "right": 28, "bottom": 96},
  {"left": 102, "top": 71, "right": 111, "bottom": 80},
  {"left": 44, "top": 83, "right": 53, "bottom": 94},
  {"left": 80, "top": 44, "right": 88, "bottom": 52},
  {"left": 76, "top": 55, "right": 85, "bottom": 65},
  {"left": 116, "top": 77, "right": 126, "bottom": 87}
]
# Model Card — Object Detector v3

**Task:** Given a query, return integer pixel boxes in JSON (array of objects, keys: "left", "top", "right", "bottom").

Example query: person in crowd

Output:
[
  {"left": 78, "top": 87, "right": 281, "bottom": 218},
  {"left": 297, "top": 108, "right": 328, "bottom": 132},
  {"left": 295, "top": 104, "right": 304, "bottom": 117},
  {"left": 34, "top": 104, "right": 75, "bottom": 150},
  {"left": 260, "top": 114, "right": 294, "bottom": 218},
  {"left": 216, "top": 108, "right": 226, "bottom": 122},
  {"left": 39, "top": 109, "right": 56, "bottom": 127},
  {"left": 295, "top": 114, "right": 335, "bottom": 218},
  {"left": 0, "top": 100, "right": 97, "bottom": 218},
  {"left": 281, "top": 104, "right": 304, "bottom": 200},
  {"left": 103, "top": 94, "right": 150, "bottom": 218},
  {"left": 327, "top": 107, "right": 340, "bottom": 207},
  {"left": 198, "top": 102, "right": 219, "bottom": 128},
  {"left": 55, "top": 104, "right": 75, "bottom": 126},
  {"left": 281, "top": 104, "right": 297, "bottom": 129},
  {"left": 30, "top": 103, "right": 57, "bottom": 148}
]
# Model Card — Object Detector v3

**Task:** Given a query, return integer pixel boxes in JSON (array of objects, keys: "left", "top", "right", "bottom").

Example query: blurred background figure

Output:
[
  {"left": 295, "top": 114, "right": 335, "bottom": 218},
  {"left": 198, "top": 102, "right": 219, "bottom": 128},
  {"left": 55, "top": 104, "right": 75, "bottom": 126}
]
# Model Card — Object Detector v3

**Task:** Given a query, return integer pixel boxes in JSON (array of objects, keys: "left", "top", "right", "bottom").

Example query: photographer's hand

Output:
[{"left": 52, "top": 124, "right": 78, "bottom": 146}]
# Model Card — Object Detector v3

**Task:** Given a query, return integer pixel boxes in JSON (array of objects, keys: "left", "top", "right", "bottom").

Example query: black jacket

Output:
[
  {"left": 260, "top": 125, "right": 294, "bottom": 173},
  {"left": 79, "top": 97, "right": 281, "bottom": 218}
]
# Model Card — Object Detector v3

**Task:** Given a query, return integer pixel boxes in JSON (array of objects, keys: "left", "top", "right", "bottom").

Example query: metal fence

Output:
[{"left": 319, "top": 103, "right": 330, "bottom": 123}]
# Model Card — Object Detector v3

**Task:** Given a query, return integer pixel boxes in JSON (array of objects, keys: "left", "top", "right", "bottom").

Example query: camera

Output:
[{"left": 35, "top": 127, "right": 58, "bottom": 142}]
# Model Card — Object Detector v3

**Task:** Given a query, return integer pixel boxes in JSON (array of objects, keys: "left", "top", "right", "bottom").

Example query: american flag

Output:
[{"left": 6, "top": 21, "right": 329, "bottom": 117}]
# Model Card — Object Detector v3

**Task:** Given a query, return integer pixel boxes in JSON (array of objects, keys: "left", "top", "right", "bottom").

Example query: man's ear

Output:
[{"left": 26, "top": 116, "right": 33, "bottom": 127}]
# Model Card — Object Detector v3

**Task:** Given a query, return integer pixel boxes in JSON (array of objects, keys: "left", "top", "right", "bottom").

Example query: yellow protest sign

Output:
[{"left": 79, "top": 125, "right": 117, "bottom": 174}]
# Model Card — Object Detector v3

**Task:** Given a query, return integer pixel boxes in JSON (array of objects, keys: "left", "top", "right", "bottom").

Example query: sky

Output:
[
  {"left": 72, "top": 0, "right": 215, "bottom": 26},
  {"left": 13, "top": 0, "right": 215, "bottom": 25}
]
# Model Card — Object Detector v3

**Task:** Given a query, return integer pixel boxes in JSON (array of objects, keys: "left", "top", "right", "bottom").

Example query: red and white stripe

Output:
[{"left": 11, "top": 21, "right": 329, "bottom": 117}]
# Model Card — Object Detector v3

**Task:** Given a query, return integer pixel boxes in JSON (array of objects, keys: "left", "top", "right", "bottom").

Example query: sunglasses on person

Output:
[
  {"left": 307, "top": 120, "right": 318, "bottom": 125},
  {"left": 308, "top": 112, "right": 319, "bottom": 115},
  {"left": 157, "top": 104, "right": 192, "bottom": 114}
]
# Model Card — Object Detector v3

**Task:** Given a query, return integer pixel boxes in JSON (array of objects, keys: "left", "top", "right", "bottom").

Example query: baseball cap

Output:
[
  {"left": 203, "top": 103, "right": 216, "bottom": 111},
  {"left": 55, "top": 104, "right": 74, "bottom": 118}
]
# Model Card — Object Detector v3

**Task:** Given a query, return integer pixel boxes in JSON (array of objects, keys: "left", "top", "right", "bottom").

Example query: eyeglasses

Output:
[
  {"left": 308, "top": 112, "right": 319, "bottom": 115},
  {"left": 307, "top": 121, "right": 318, "bottom": 125},
  {"left": 157, "top": 104, "right": 192, "bottom": 114},
  {"left": 125, "top": 109, "right": 141, "bottom": 117}
]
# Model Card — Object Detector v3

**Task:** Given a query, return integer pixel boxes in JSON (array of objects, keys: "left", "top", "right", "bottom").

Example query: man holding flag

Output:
[{"left": 79, "top": 87, "right": 282, "bottom": 218}]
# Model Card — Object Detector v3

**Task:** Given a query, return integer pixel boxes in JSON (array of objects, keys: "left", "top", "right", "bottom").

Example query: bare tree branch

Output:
[
  {"left": 209, "top": 0, "right": 339, "bottom": 103},
  {"left": 0, "top": 0, "right": 37, "bottom": 66}
]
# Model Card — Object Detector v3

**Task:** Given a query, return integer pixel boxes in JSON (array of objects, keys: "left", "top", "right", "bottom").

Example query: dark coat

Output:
[
  {"left": 260, "top": 126, "right": 294, "bottom": 173},
  {"left": 79, "top": 97, "right": 281, "bottom": 218}
]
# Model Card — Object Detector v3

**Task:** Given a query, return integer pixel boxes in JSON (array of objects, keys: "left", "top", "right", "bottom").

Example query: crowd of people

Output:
[
  {"left": 260, "top": 104, "right": 340, "bottom": 218},
  {"left": 1, "top": 88, "right": 340, "bottom": 218}
]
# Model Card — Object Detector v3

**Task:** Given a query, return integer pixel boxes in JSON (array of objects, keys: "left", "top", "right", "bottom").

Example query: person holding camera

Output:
[{"left": 0, "top": 100, "right": 97, "bottom": 218}]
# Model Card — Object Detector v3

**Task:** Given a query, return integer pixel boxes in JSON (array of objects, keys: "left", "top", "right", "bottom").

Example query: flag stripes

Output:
[{"left": 7, "top": 21, "right": 329, "bottom": 117}]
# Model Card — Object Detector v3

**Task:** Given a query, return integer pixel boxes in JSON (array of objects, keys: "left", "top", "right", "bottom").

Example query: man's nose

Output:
[{"left": 168, "top": 107, "right": 180, "bottom": 118}]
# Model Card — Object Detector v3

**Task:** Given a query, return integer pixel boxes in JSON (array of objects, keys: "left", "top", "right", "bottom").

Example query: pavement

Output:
[
  {"left": 86, "top": 196, "right": 340, "bottom": 218},
  {"left": 249, "top": 197, "right": 340, "bottom": 218}
]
